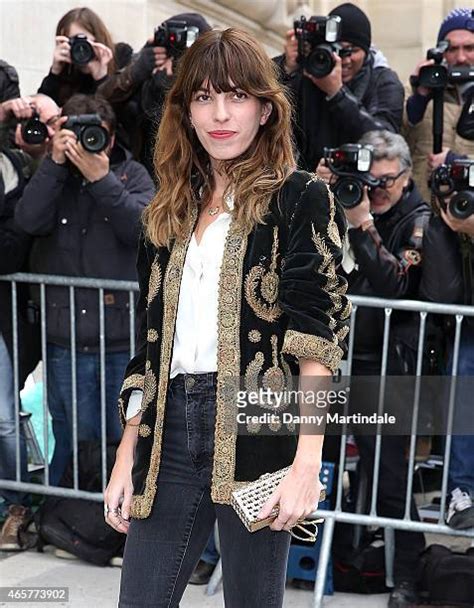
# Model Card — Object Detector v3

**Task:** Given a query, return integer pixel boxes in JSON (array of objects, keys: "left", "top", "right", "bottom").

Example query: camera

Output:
[
  {"left": 69, "top": 34, "right": 95, "bottom": 66},
  {"left": 324, "top": 144, "right": 381, "bottom": 208},
  {"left": 62, "top": 114, "right": 109, "bottom": 153},
  {"left": 294, "top": 15, "right": 348, "bottom": 79},
  {"left": 21, "top": 112, "right": 48, "bottom": 145},
  {"left": 431, "top": 160, "right": 474, "bottom": 219},
  {"left": 153, "top": 20, "right": 199, "bottom": 58},
  {"left": 415, "top": 41, "right": 450, "bottom": 89}
]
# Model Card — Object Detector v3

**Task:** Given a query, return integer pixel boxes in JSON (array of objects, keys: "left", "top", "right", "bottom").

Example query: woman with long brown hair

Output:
[
  {"left": 38, "top": 7, "right": 116, "bottom": 106},
  {"left": 105, "top": 27, "right": 350, "bottom": 607}
]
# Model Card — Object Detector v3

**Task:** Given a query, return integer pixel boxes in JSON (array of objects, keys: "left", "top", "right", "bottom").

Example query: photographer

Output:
[
  {"left": 404, "top": 7, "right": 474, "bottom": 200},
  {"left": 97, "top": 13, "right": 211, "bottom": 174},
  {"left": 0, "top": 145, "right": 38, "bottom": 550},
  {"left": 15, "top": 94, "right": 155, "bottom": 486},
  {"left": 37, "top": 7, "right": 116, "bottom": 106},
  {"left": 321, "top": 130, "right": 430, "bottom": 608},
  {"left": 0, "top": 94, "right": 60, "bottom": 159},
  {"left": 420, "top": 163, "right": 474, "bottom": 530},
  {"left": 277, "top": 2, "right": 404, "bottom": 172},
  {"left": 0, "top": 60, "right": 21, "bottom": 148}
]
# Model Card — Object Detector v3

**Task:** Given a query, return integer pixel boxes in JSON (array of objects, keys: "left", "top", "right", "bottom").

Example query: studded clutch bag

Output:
[{"left": 231, "top": 466, "right": 326, "bottom": 541}]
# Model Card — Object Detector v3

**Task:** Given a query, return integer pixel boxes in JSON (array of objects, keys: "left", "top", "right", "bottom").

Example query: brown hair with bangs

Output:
[
  {"left": 143, "top": 28, "right": 296, "bottom": 248},
  {"left": 56, "top": 7, "right": 116, "bottom": 74}
]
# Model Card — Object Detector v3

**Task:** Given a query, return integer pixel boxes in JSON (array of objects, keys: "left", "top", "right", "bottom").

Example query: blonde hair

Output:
[{"left": 143, "top": 28, "right": 296, "bottom": 248}]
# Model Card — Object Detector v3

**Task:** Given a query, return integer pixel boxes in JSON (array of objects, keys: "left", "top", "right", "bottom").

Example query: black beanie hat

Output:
[
  {"left": 166, "top": 13, "right": 212, "bottom": 34},
  {"left": 329, "top": 3, "right": 371, "bottom": 53}
]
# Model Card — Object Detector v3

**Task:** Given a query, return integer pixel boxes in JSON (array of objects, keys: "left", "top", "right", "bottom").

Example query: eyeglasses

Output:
[{"left": 373, "top": 169, "right": 408, "bottom": 189}]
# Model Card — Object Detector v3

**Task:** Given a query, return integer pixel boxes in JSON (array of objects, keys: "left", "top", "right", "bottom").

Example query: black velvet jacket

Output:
[{"left": 118, "top": 171, "right": 351, "bottom": 519}]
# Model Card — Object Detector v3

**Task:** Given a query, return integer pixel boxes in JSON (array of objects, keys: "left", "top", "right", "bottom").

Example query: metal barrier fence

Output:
[{"left": 1, "top": 273, "right": 474, "bottom": 607}]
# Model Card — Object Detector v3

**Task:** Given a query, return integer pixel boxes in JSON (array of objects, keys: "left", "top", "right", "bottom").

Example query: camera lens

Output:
[
  {"left": 21, "top": 117, "right": 48, "bottom": 145},
  {"left": 307, "top": 45, "right": 335, "bottom": 78},
  {"left": 70, "top": 38, "right": 95, "bottom": 65},
  {"left": 334, "top": 177, "right": 364, "bottom": 209},
  {"left": 80, "top": 125, "right": 109, "bottom": 153},
  {"left": 449, "top": 190, "right": 474, "bottom": 220}
]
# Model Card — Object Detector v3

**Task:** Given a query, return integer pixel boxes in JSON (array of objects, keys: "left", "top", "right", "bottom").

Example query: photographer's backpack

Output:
[
  {"left": 34, "top": 441, "right": 125, "bottom": 566},
  {"left": 417, "top": 544, "right": 474, "bottom": 606}
]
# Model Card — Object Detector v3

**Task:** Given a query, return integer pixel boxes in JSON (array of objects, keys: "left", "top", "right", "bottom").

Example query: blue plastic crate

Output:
[
  {"left": 286, "top": 521, "right": 334, "bottom": 595},
  {"left": 320, "top": 461, "right": 335, "bottom": 496}
]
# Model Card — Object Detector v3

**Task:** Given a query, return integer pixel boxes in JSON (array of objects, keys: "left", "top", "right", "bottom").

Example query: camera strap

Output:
[{"left": 459, "top": 235, "right": 474, "bottom": 306}]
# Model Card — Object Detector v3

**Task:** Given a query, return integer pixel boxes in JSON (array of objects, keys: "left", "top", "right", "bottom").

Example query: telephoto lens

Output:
[
  {"left": 21, "top": 113, "right": 48, "bottom": 145},
  {"left": 333, "top": 177, "right": 365, "bottom": 209},
  {"left": 69, "top": 35, "right": 95, "bottom": 65},
  {"left": 80, "top": 123, "right": 108, "bottom": 153},
  {"left": 62, "top": 114, "right": 109, "bottom": 154},
  {"left": 449, "top": 190, "right": 474, "bottom": 220}
]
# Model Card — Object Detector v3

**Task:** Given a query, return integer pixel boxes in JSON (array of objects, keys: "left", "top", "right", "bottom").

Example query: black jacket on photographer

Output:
[
  {"left": 37, "top": 43, "right": 133, "bottom": 108},
  {"left": 420, "top": 215, "right": 474, "bottom": 326},
  {"left": 344, "top": 181, "right": 431, "bottom": 363},
  {"left": 276, "top": 48, "right": 404, "bottom": 172},
  {"left": 0, "top": 147, "right": 40, "bottom": 387},
  {"left": 15, "top": 144, "right": 155, "bottom": 352}
]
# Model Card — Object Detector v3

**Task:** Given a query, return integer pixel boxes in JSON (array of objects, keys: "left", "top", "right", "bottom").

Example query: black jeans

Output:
[{"left": 119, "top": 373, "right": 291, "bottom": 608}]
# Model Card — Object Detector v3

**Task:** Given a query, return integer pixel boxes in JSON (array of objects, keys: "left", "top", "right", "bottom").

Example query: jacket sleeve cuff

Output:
[
  {"left": 281, "top": 329, "right": 343, "bottom": 373},
  {"left": 118, "top": 373, "right": 145, "bottom": 427},
  {"left": 44, "top": 155, "right": 69, "bottom": 179},
  {"left": 87, "top": 170, "right": 119, "bottom": 191}
]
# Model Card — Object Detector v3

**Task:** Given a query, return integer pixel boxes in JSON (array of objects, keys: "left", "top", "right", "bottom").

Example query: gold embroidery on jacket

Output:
[
  {"left": 147, "top": 258, "right": 162, "bottom": 306},
  {"left": 341, "top": 300, "right": 352, "bottom": 321},
  {"left": 268, "top": 418, "right": 282, "bottom": 433},
  {"left": 248, "top": 330, "right": 262, "bottom": 343},
  {"left": 263, "top": 335, "right": 285, "bottom": 393},
  {"left": 247, "top": 419, "right": 262, "bottom": 434},
  {"left": 336, "top": 326, "right": 350, "bottom": 342},
  {"left": 140, "top": 360, "right": 157, "bottom": 412},
  {"left": 245, "top": 351, "right": 264, "bottom": 394},
  {"left": 120, "top": 373, "right": 144, "bottom": 393},
  {"left": 211, "top": 223, "right": 248, "bottom": 504},
  {"left": 138, "top": 424, "right": 152, "bottom": 438},
  {"left": 282, "top": 329, "right": 343, "bottom": 374},
  {"left": 147, "top": 329, "right": 159, "bottom": 343},
  {"left": 244, "top": 227, "right": 282, "bottom": 322},
  {"left": 118, "top": 397, "right": 126, "bottom": 429},
  {"left": 131, "top": 209, "right": 196, "bottom": 519},
  {"left": 326, "top": 186, "right": 342, "bottom": 248}
]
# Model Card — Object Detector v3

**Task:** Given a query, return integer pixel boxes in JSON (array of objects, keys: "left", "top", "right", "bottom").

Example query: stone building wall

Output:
[{"left": 0, "top": 0, "right": 468, "bottom": 97}]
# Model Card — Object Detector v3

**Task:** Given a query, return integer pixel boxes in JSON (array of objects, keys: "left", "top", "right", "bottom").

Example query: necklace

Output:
[{"left": 208, "top": 206, "right": 220, "bottom": 216}]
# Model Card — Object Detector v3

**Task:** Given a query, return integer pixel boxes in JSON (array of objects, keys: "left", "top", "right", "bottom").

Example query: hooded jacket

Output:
[
  {"left": 15, "top": 145, "right": 155, "bottom": 351},
  {"left": 275, "top": 48, "right": 405, "bottom": 172}
]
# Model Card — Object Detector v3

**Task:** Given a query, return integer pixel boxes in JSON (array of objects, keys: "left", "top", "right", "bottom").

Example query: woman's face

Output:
[{"left": 189, "top": 80, "right": 272, "bottom": 166}]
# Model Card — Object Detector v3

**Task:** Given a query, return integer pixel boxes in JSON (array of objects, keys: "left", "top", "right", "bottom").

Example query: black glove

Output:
[{"left": 130, "top": 47, "right": 156, "bottom": 84}]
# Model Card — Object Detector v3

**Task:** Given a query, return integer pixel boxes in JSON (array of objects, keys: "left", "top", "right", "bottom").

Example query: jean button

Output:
[{"left": 185, "top": 376, "right": 195, "bottom": 391}]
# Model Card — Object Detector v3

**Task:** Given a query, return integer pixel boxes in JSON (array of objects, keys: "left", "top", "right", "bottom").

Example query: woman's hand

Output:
[
  {"left": 52, "top": 36, "right": 72, "bottom": 75},
  {"left": 257, "top": 461, "right": 323, "bottom": 532},
  {"left": 283, "top": 29, "right": 299, "bottom": 75},
  {"left": 88, "top": 42, "right": 114, "bottom": 80},
  {"left": 104, "top": 448, "right": 135, "bottom": 534}
]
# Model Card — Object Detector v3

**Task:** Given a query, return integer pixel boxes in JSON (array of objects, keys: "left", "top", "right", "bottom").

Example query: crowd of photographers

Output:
[{"left": 0, "top": 3, "right": 474, "bottom": 607}]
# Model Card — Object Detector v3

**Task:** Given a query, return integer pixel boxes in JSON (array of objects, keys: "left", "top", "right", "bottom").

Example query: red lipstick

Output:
[{"left": 208, "top": 131, "right": 236, "bottom": 139}]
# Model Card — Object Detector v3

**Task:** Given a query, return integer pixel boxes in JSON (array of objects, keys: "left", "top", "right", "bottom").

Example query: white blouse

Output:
[{"left": 126, "top": 204, "right": 232, "bottom": 420}]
